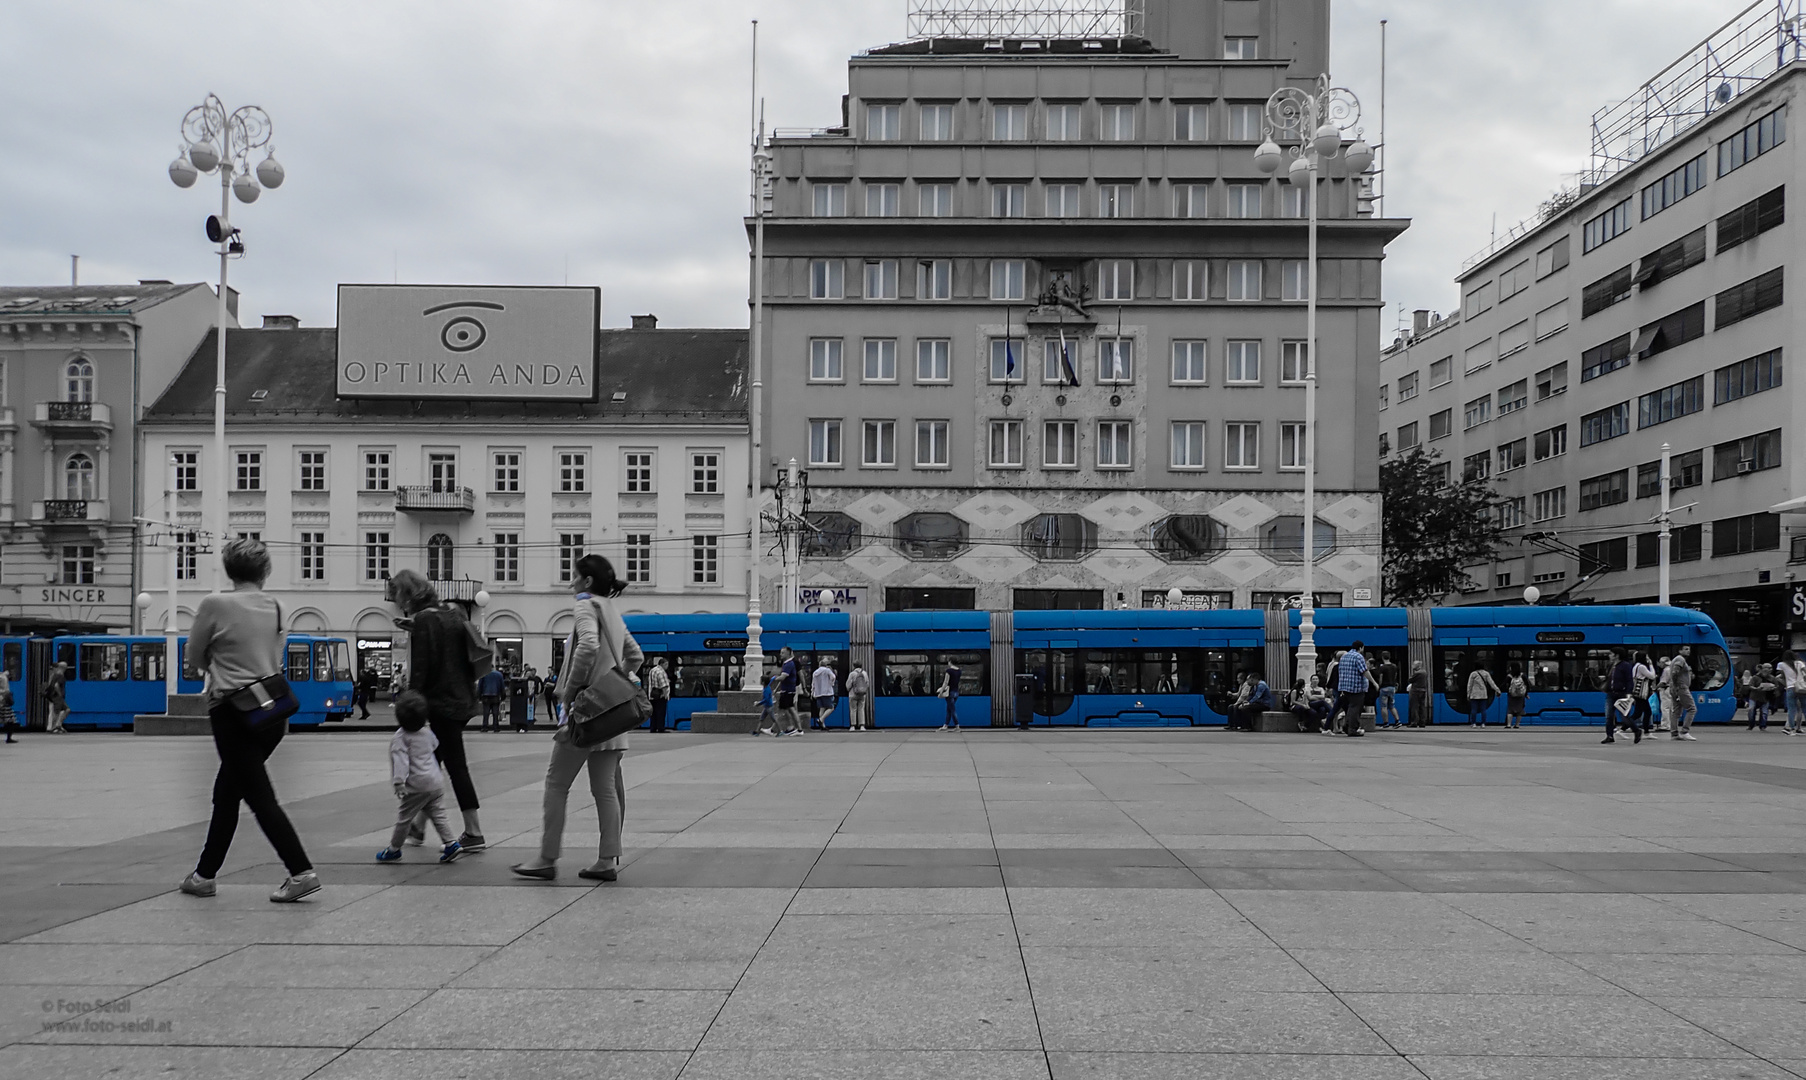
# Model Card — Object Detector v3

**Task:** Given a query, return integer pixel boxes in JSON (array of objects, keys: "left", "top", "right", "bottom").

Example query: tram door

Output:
[
  {"left": 27, "top": 639, "right": 52, "bottom": 731},
  {"left": 1016, "top": 645, "right": 1077, "bottom": 724}
]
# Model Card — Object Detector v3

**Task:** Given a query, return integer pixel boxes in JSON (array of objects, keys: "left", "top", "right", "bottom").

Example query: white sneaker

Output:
[
  {"left": 269, "top": 871, "right": 322, "bottom": 903},
  {"left": 178, "top": 871, "right": 216, "bottom": 897},
  {"left": 1681, "top": 733, "right": 1697, "bottom": 740},
  {"left": 937, "top": 725, "right": 949, "bottom": 731}
]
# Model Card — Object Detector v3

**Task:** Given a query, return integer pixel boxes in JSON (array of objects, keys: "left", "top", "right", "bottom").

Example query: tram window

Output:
[
  {"left": 1139, "top": 652, "right": 1194, "bottom": 694},
  {"left": 877, "top": 651, "right": 985, "bottom": 696},
  {"left": 1691, "top": 645, "right": 1730, "bottom": 691},
  {"left": 328, "top": 641, "right": 354, "bottom": 682},
  {"left": 1017, "top": 650, "right": 1077, "bottom": 695},
  {"left": 132, "top": 643, "right": 167, "bottom": 683},
  {"left": 1434, "top": 647, "right": 1500, "bottom": 701},
  {"left": 1083, "top": 651, "right": 1130, "bottom": 693},
  {"left": 1503, "top": 646, "right": 1612, "bottom": 692},
  {"left": 56, "top": 643, "right": 76, "bottom": 669},
  {"left": 80, "top": 643, "right": 128, "bottom": 681},
  {"left": 286, "top": 642, "right": 312, "bottom": 682},
  {"left": 3, "top": 643, "right": 20, "bottom": 680},
  {"left": 313, "top": 645, "right": 333, "bottom": 683},
  {"left": 667, "top": 653, "right": 729, "bottom": 699}
]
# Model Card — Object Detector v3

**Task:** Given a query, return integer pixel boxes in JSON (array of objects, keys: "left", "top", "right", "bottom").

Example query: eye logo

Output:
[{"left": 424, "top": 301, "right": 504, "bottom": 353}]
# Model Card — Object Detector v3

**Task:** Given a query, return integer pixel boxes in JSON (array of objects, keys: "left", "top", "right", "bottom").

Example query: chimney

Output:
[
  {"left": 630, "top": 314, "right": 658, "bottom": 330},
  {"left": 262, "top": 314, "right": 300, "bottom": 330},
  {"left": 1412, "top": 309, "right": 1430, "bottom": 338}
]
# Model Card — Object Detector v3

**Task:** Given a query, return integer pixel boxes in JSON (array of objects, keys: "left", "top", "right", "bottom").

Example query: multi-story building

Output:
[
  {"left": 137, "top": 304, "right": 749, "bottom": 681},
  {"left": 0, "top": 282, "right": 231, "bottom": 634},
  {"left": 756, "top": 0, "right": 1404, "bottom": 613},
  {"left": 1380, "top": 14, "right": 1806, "bottom": 659}
]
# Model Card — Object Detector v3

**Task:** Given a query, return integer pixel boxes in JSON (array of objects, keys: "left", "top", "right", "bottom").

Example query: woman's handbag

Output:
[
  {"left": 567, "top": 600, "right": 650, "bottom": 749},
  {"left": 227, "top": 673, "right": 300, "bottom": 730}
]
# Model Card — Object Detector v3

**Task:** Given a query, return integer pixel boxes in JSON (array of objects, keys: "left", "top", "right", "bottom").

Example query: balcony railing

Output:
[
  {"left": 395, "top": 486, "right": 475, "bottom": 514},
  {"left": 33, "top": 499, "right": 104, "bottom": 523},
  {"left": 385, "top": 577, "right": 484, "bottom": 604},
  {"left": 32, "top": 401, "right": 112, "bottom": 430}
]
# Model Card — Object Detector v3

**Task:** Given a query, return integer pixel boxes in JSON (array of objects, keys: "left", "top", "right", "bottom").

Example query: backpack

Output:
[{"left": 1508, "top": 675, "right": 1526, "bottom": 697}]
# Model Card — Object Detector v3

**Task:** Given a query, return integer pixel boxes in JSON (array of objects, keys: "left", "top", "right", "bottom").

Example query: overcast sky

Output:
[{"left": 0, "top": 0, "right": 1751, "bottom": 334}]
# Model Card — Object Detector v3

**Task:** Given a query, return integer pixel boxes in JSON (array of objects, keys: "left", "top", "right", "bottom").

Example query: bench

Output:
[{"left": 1249, "top": 709, "right": 1375, "bottom": 733}]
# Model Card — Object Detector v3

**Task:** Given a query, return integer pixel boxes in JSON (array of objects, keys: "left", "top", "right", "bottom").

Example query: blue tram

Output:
[{"left": 1015, "top": 609, "right": 1266, "bottom": 726}]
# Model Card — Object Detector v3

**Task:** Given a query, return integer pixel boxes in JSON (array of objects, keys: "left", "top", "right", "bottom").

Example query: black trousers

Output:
[
  {"left": 1231, "top": 704, "right": 1265, "bottom": 730},
  {"left": 649, "top": 697, "right": 668, "bottom": 732},
  {"left": 430, "top": 713, "right": 479, "bottom": 810},
  {"left": 196, "top": 705, "right": 312, "bottom": 879}
]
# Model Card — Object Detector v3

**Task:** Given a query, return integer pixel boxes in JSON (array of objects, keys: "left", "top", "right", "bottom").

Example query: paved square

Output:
[{"left": 3, "top": 727, "right": 1805, "bottom": 1079}]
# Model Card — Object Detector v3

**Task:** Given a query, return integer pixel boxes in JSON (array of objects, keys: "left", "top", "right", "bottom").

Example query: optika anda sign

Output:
[{"left": 336, "top": 285, "right": 600, "bottom": 401}]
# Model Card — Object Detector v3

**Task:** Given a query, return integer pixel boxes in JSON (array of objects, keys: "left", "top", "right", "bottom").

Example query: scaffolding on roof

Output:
[{"left": 906, "top": 0, "right": 1144, "bottom": 40}]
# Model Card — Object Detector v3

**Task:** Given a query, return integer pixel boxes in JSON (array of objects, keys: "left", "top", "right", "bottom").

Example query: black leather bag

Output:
[
  {"left": 566, "top": 600, "right": 649, "bottom": 749},
  {"left": 226, "top": 673, "right": 300, "bottom": 731}
]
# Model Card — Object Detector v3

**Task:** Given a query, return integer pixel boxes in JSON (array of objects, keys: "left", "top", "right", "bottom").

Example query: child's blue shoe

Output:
[
  {"left": 376, "top": 847, "right": 402, "bottom": 862},
  {"left": 439, "top": 841, "right": 462, "bottom": 864}
]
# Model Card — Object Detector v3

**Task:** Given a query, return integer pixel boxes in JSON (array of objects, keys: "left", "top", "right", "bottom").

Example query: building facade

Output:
[
  {"left": 756, "top": 0, "right": 1404, "bottom": 614},
  {"left": 1380, "top": 54, "right": 1806, "bottom": 659},
  {"left": 0, "top": 282, "right": 231, "bottom": 634},
  {"left": 137, "top": 311, "right": 749, "bottom": 680}
]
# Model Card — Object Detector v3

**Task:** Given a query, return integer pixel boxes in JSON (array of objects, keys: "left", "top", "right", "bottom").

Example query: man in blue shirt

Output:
[
  {"left": 1332, "top": 641, "right": 1370, "bottom": 737},
  {"left": 1231, "top": 671, "right": 1275, "bottom": 731},
  {"left": 477, "top": 667, "right": 506, "bottom": 732},
  {"left": 776, "top": 647, "right": 803, "bottom": 736}
]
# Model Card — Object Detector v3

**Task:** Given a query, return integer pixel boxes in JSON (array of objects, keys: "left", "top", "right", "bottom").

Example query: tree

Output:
[{"left": 1380, "top": 447, "right": 1507, "bottom": 606}]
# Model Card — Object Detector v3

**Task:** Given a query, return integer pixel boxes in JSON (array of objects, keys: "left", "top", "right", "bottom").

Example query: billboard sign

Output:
[{"left": 337, "top": 284, "right": 599, "bottom": 400}]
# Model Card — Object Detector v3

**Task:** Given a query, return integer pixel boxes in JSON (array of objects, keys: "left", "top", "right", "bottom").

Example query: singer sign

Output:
[{"left": 336, "top": 284, "right": 599, "bottom": 400}]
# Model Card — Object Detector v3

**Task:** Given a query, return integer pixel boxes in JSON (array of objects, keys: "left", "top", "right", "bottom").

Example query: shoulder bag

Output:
[
  {"left": 567, "top": 599, "right": 650, "bottom": 748},
  {"left": 222, "top": 599, "right": 299, "bottom": 731}
]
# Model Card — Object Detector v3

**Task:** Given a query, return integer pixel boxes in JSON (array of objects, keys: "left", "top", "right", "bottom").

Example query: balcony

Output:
[
  {"left": 385, "top": 577, "right": 483, "bottom": 604},
  {"left": 395, "top": 486, "right": 474, "bottom": 514},
  {"left": 31, "top": 499, "right": 108, "bottom": 523},
  {"left": 32, "top": 401, "right": 112, "bottom": 433}
]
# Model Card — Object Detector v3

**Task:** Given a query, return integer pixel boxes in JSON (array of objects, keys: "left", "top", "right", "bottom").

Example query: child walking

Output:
[{"left": 377, "top": 691, "right": 462, "bottom": 864}]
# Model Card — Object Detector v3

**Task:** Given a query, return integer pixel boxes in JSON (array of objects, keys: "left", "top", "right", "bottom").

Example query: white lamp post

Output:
[
  {"left": 169, "top": 94, "right": 284, "bottom": 592},
  {"left": 1254, "top": 76, "right": 1372, "bottom": 685},
  {"left": 742, "top": 132, "right": 773, "bottom": 689}
]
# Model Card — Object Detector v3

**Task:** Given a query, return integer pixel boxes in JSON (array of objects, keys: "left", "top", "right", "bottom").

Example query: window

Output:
[
  {"left": 992, "top": 102, "right": 1028, "bottom": 140},
  {"left": 1046, "top": 102, "right": 1081, "bottom": 141},
  {"left": 1396, "top": 422, "right": 1419, "bottom": 451},
  {"left": 896, "top": 513, "right": 968, "bottom": 560},
  {"left": 1224, "top": 422, "right": 1259, "bottom": 469},
  {"left": 1021, "top": 515, "right": 1098, "bottom": 562},
  {"left": 1094, "top": 421, "right": 1133, "bottom": 469},
  {"left": 1262, "top": 517, "right": 1337, "bottom": 560},
  {"left": 1637, "top": 449, "right": 1704, "bottom": 498},
  {"left": 864, "top": 259, "right": 899, "bottom": 299},
  {"left": 1580, "top": 402, "right": 1630, "bottom": 446},
  {"left": 809, "top": 259, "right": 845, "bottom": 299},
  {"left": 1579, "top": 538, "right": 1630, "bottom": 574},
  {"left": 1717, "top": 185, "right": 1785, "bottom": 253},
  {"left": 624, "top": 451, "right": 654, "bottom": 493},
  {"left": 1535, "top": 235, "right": 1571, "bottom": 278},
  {"left": 1535, "top": 299, "right": 1570, "bottom": 340},
  {"left": 1531, "top": 487, "right": 1567, "bottom": 522},
  {"left": 1098, "top": 338, "right": 1133, "bottom": 382},
  {"left": 1171, "top": 421, "right": 1206, "bottom": 468},
  {"left": 1636, "top": 524, "right": 1704, "bottom": 566},
  {"left": 1581, "top": 335, "right": 1631, "bottom": 382},
  {"left": 1280, "top": 422, "right": 1308, "bottom": 471},
  {"left": 1464, "top": 395, "right": 1491, "bottom": 430},
  {"left": 691, "top": 535, "right": 719, "bottom": 584},
  {"left": 1498, "top": 260, "right": 1530, "bottom": 300},
  {"left": 1634, "top": 227, "right": 1707, "bottom": 289},
  {"left": 1046, "top": 183, "right": 1081, "bottom": 217},
  {"left": 1173, "top": 259, "right": 1207, "bottom": 300},
  {"left": 492, "top": 450, "right": 520, "bottom": 493},
  {"left": 1712, "top": 429, "right": 1783, "bottom": 479},
  {"left": 920, "top": 103, "right": 954, "bottom": 141},
  {"left": 1463, "top": 451, "right": 1491, "bottom": 483},
  {"left": 915, "top": 420, "right": 950, "bottom": 468},
  {"left": 1637, "top": 375, "right": 1705, "bottom": 428},
  {"left": 862, "top": 338, "right": 897, "bottom": 382},
  {"left": 919, "top": 184, "right": 954, "bottom": 217},
  {"left": 989, "top": 420, "right": 1024, "bottom": 468},
  {"left": 1463, "top": 282, "right": 1493, "bottom": 319},
  {"left": 1497, "top": 379, "right": 1527, "bottom": 415},
  {"left": 865, "top": 184, "right": 900, "bottom": 217},
  {"left": 64, "top": 356, "right": 94, "bottom": 402},
  {"left": 426, "top": 452, "right": 457, "bottom": 493},
  {"left": 1582, "top": 198, "right": 1632, "bottom": 252},
  {"left": 1633, "top": 301, "right": 1707, "bottom": 360},
  {"left": 363, "top": 450, "right": 391, "bottom": 491},
  {"left": 812, "top": 183, "right": 847, "bottom": 217},
  {"left": 1281, "top": 260, "right": 1308, "bottom": 301},
  {"left": 1043, "top": 420, "right": 1078, "bottom": 467},
  {"left": 1174, "top": 103, "right": 1208, "bottom": 140},
  {"left": 364, "top": 531, "right": 391, "bottom": 581},
  {"left": 866, "top": 102, "right": 900, "bottom": 140},
  {"left": 231, "top": 449, "right": 261, "bottom": 491},
  {"left": 60, "top": 544, "right": 95, "bottom": 585},
  {"left": 1715, "top": 349, "right": 1782, "bottom": 404},
  {"left": 1151, "top": 516, "right": 1227, "bottom": 562},
  {"left": 558, "top": 451, "right": 588, "bottom": 493},
  {"left": 1397, "top": 371, "right": 1418, "bottom": 401},
  {"left": 426, "top": 533, "right": 454, "bottom": 579},
  {"left": 1464, "top": 339, "right": 1496, "bottom": 372},
  {"left": 1429, "top": 356, "right": 1452, "bottom": 388},
  {"left": 1224, "top": 36, "right": 1259, "bottom": 59},
  {"left": 1642, "top": 152, "right": 1706, "bottom": 219},
  {"left": 1712, "top": 513, "right": 1782, "bottom": 557},
  {"left": 1428, "top": 409, "right": 1452, "bottom": 441},
  {"left": 1279, "top": 184, "right": 1305, "bottom": 218},
  {"left": 990, "top": 259, "right": 1026, "bottom": 300},
  {"left": 1533, "top": 425, "right": 1568, "bottom": 461},
  {"left": 1226, "top": 183, "right": 1262, "bottom": 218},
  {"left": 1097, "top": 259, "right": 1133, "bottom": 300},
  {"left": 1227, "top": 103, "right": 1262, "bottom": 141},
  {"left": 916, "top": 338, "right": 950, "bottom": 382},
  {"left": 992, "top": 183, "right": 1027, "bottom": 217},
  {"left": 174, "top": 531, "right": 199, "bottom": 581},
  {"left": 1498, "top": 498, "right": 1526, "bottom": 530},
  {"left": 173, "top": 451, "right": 198, "bottom": 491},
  {"left": 1535, "top": 361, "right": 1568, "bottom": 400},
  {"left": 802, "top": 512, "right": 862, "bottom": 558},
  {"left": 863, "top": 420, "right": 896, "bottom": 467},
  {"left": 1280, "top": 341, "right": 1308, "bottom": 384},
  {"left": 1098, "top": 184, "right": 1132, "bottom": 218},
  {"left": 809, "top": 419, "right": 843, "bottom": 466},
  {"left": 1043, "top": 337, "right": 1078, "bottom": 384},
  {"left": 1100, "top": 103, "right": 1135, "bottom": 141},
  {"left": 1498, "top": 320, "right": 1529, "bottom": 357},
  {"left": 1582, "top": 266, "right": 1633, "bottom": 318},
  {"left": 296, "top": 450, "right": 327, "bottom": 491},
  {"left": 989, "top": 338, "right": 1024, "bottom": 382},
  {"left": 492, "top": 533, "right": 520, "bottom": 583},
  {"left": 1167, "top": 340, "right": 1207, "bottom": 384},
  {"left": 1226, "top": 340, "right": 1261, "bottom": 383},
  {"left": 1226, "top": 260, "right": 1261, "bottom": 301},
  {"left": 917, "top": 258, "right": 952, "bottom": 299},
  {"left": 1714, "top": 267, "right": 1784, "bottom": 330},
  {"left": 1498, "top": 438, "right": 1527, "bottom": 473},
  {"left": 1579, "top": 470, "right": 1630, "bottom": 511},
  {"left": 809, "top": 338, "right": 844, "bottom": 381},
  {"left": 1429, "top": 462, "right": 1452, "bottom": 487},
  {"left": 1717, "top": 105, "right": 1786, "bottom": 176},
  {"left": 557, "top": 534, "right": 585, "bottom": 583},
  {"left": 690, "top": 451, "right": 720, "bottom": 493},
  {"left": 62, "top": 453, "right": 94, "bottom": 500},
  {"left": 624, "top": 534, "right": 652, "bottom": 584},
  {"left": 1174, "top": 184, "right": 1209, "bottom": 218},
  {"left": 299, "top": 532, "right": 325, "bottom": 581}
]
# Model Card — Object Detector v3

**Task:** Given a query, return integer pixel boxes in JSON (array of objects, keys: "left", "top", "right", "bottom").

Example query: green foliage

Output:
[{"left": 1380, "top": 447, "right": 1507, "bottom": 606}]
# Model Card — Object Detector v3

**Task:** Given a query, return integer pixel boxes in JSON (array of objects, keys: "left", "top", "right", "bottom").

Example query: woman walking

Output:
[
  {"left": 179, "top": 538, "right": 320, "bottom": 903},
  {"left": 513, "top": 554, "right": 636, "bottom": 883},
  {"left": 391, "top": 570, "right": 487, "bottom": 853}
]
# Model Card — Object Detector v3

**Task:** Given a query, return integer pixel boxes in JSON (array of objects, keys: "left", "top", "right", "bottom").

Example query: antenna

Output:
[{"left": 1378, "top": 18, "right": 1387, "bottom": 218}]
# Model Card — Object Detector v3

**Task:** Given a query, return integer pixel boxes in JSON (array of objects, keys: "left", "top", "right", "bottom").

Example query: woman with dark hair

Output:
[
  {"left": 513, "top": 553, "right": 638, "bottom": 882},
  {"left": 179, "top": 538, "right": 321, "bottom": 903},
  {"left": 391, "top": 568, "right": 487, "bottom": 853}
]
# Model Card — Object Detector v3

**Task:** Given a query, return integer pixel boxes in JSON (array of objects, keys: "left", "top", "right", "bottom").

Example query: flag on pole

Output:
[
  {"left": 1005, "top": 310, "right": 1016, "bottom": 378},
  {"left": 1058, "top": 328, "right": 1079, "bottom": 386}
]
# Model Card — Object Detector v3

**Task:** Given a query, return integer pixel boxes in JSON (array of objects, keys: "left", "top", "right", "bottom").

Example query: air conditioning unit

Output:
[{"left": 1737, "top": 460, "right": 1755, "bottom": 474}]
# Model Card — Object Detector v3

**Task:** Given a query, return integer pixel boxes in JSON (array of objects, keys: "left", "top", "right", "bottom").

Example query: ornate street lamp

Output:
[{"left": 1254, "top": 77, "right": 1373, "bottom": 685}]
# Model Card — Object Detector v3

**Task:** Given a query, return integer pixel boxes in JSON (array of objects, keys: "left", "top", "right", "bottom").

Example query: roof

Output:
[
  {"left": 142, "top": 326, "right": 748, "bottom": 425},
  {"left": 0, "top": 283, "right": 207, "bottom": 317},
  {"left": 864, "top": 36, "right": 1161, "bottom": 57}
]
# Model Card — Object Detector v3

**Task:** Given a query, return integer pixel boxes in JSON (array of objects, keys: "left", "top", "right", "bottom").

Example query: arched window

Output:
[
  {"left": 426, "top": 534, "right": 454, "bottom": 579},
  {"left": 65, "top": 356, "right": 95, "bottom": 403},
  {"left": 1149, "top": 515, "right": 1226, "bottom": 562},
  {"left": 64, "top": 453, "right": 95, "bottom": 500},
  {"left": 1261, "top": 516, "right": 1338, "bottom": 561}
]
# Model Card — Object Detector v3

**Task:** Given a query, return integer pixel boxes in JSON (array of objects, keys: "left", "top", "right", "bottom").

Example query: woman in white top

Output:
[
  {"left": 1781, "top": 651, "right": 1806, "bottom": 735},
  {"left": 512, "top": 553, "right": 640, "bottom": 883},
  {"left": 1631, "top": 653, "right": 1658, "bottom": 733}
]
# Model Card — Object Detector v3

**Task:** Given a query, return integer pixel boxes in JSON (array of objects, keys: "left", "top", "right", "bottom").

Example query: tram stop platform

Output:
[{"left": 2, "top": 725, "right": 1804, "bottom": 1079}]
